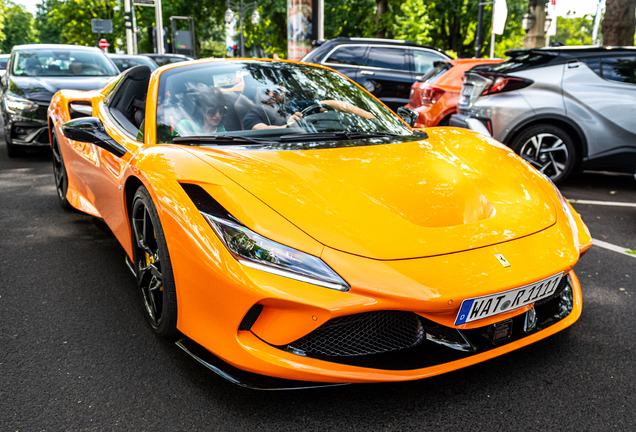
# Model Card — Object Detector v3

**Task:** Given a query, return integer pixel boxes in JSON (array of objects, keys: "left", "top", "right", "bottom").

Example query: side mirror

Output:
[
  {"left": 397, "top": 106, "right": 419, "bottom": 128},
  {"left": 61, "top": 117, "right": 127, "bottom": 157}
]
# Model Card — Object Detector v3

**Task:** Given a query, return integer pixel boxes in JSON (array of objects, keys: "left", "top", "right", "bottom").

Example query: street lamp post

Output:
[{"left": 225, "top": 0, "right": 260, "bottom": 58}]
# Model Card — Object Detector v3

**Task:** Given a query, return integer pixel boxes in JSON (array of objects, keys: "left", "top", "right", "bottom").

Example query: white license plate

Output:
[
  {"left": 459, "top": 85, "right": 473, "bottom": 105},
  {"left": 461, "top": 84, "right": 473, "bottom": 97},
  {"left": 454, "top": 273, "right": 564, "bottom": 325}
]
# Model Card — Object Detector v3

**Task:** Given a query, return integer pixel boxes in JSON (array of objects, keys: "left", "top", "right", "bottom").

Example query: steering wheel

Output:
[{"left": 300, "top": 102, "right": 337, "bottom": 117}]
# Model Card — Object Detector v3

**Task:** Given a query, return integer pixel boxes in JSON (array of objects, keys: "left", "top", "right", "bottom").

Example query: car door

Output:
[
  {"left": 79, "top": 70, "right": 148, "bottom": 245},
  {"left": 356, "top": 46, "right": 412, "bottom": 112},
  {"left": 321, "top": 44, "right": 368, "bottom": 84},
  {"left": 563, "top": 54, "right": 636, "bottom": 170}
]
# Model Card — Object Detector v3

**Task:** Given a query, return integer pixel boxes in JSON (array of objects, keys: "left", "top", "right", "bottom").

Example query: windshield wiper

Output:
[
  {"left": 278, "top": 131, "right": 402, "bottom": 142},
  {"left": 172, "top": 135, "right": 276, "bottom": 145}
]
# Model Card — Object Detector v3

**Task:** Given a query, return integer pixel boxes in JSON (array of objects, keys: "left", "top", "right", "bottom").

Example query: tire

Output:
[
  {"left": 509, "top": 124, "right": 576, "bottom": 184},
  {"left": 50, "top": 131, "right": 72, "bottom": 210},
  {"left": 131, "top": 186, "right": 179, "bottom": 338}
]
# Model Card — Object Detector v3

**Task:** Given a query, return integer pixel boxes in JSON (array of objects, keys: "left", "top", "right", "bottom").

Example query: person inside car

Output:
[
  {"left": 175, "top": 89, "right": 227, "bottom": 135},
  {"left": 243, "top": 85, "right": 375, "bottom": 130}
]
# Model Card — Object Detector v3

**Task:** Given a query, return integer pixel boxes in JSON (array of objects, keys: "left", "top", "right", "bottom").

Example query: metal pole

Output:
[
  {"left": 125, "top": 0, "right": 133, "bottom": 55},
  {"left": 132, "top": 5, "right": 138, "bottom": 54},
  {"left": 591, "top": 0, "right": 603, "bottom": 45},
  {"left": 240, "top": 0, "right": 245, "bottom": 57},
  {"left": 475, "top": 1, "right": 484, "bottom": 58},
  {"left": 317, "top": 0, "right": 324, "bottom": 40},
  {"left": 155, "top": 0, "right": 164, "bottom": 55},
  {"left": 489, "top": 1, "right": 495, "bottom": 58}
]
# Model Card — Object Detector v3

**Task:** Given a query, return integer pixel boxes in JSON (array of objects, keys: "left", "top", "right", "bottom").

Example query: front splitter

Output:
[{"left": 176, "top": 338, "right": 349, "bottom": 390}]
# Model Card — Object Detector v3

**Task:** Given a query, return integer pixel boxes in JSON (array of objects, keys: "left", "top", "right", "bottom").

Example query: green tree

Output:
[
  {"left": 48, "top": 0, "right": 124, "bottom": 50},
  {"left": 35, "top": 0, "right": 63, "bottom": 44},
  {"left": 552, "top": 14, "right": 595, "bottom": 46},
  {"left": 0, "top": 1, "right": 37, "bottom": 53}
]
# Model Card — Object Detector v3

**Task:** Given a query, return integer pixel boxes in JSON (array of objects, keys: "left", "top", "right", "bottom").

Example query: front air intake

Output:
[{"left": 286, "top": 310, "right": 425, "bottom": 357}]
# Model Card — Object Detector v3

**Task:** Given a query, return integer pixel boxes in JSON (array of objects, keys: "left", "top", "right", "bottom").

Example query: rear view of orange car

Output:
[{"left": 406, "top": 58, "right": 503, "bottom": 128}]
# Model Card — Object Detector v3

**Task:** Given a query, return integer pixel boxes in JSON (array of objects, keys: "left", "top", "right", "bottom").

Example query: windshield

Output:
[
  {"left": 111, "top": 56, "right": 158, "bottom": 73},
  {"left": 155, "top": 61, "right": 413, "bottom": 144},
  {"left": 12, "top": 49, "right": 118, "bottom": 77}
]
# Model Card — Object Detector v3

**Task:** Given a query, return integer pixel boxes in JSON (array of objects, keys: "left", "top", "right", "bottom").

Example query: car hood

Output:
[
  {"left": 194, "top": 128, "right": 557, "bottom": 260},
  {"left": 8, "top": 75, "right": 114, "bottom": 103}
]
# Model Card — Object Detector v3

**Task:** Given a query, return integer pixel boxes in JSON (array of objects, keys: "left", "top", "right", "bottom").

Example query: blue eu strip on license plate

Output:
[{"left": 454, "top": 273, "right": 564, "bottom": 326}]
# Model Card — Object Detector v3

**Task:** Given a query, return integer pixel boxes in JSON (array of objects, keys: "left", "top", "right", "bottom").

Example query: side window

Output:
[
  {"left": 324, "top": 46, "right": 367, "bottom": 66},
  {"left": 366, "top": 47, "right": 407, "bottom": 71},
  {"left": 581, "top": 57, "right": 601, "bottom": 76},
  {"left": 412, "top": 50, "right": 444, "bottom": 74},
  {"left": 601, "top": 56, "right": 636, "bottom": 84}
]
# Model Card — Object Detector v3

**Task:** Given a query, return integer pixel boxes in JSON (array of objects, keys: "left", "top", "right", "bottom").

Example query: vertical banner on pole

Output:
[
  {"left": 491, "top": 0, "right": 507, "bottom": 58},
  {"left": 546, "top": 0, "right": 557, "bottom": 39},
  {"left": 287, "top": 0, "right": 312, "bottom": 60}
]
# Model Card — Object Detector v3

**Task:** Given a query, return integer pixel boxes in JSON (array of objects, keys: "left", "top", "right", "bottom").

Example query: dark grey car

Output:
[
  {"left": 302, "top": 38, "right": 450, "bottom": 112},
  {"left": 451, "top": 47, "right": 636, "bottom": 183},
  {"left": 1, "top": 44, "right": 119, "bottom": 157}
]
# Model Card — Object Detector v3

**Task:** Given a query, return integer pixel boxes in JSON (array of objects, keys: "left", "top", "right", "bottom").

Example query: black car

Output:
[
  {"left": 141, "top": 53, "right": 194, "bottom": 67},
  {"left": 302, "top": 37, "right": 450, "bottom": 111},
  {"left": 108, "top": 53, "right": 158, "bottom": 73},
  {"left": 1, "top": 44, "right": 119, "bottom": 157}
]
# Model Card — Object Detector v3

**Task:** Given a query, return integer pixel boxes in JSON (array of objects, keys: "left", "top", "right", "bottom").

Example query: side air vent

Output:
[{"left": 180, "top": 183, "right": 234, "bottom": 220}]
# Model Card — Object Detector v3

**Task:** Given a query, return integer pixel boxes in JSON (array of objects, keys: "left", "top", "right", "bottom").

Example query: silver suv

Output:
[{"left": 450, "top": 47, "right": 636, "bottom": 183}]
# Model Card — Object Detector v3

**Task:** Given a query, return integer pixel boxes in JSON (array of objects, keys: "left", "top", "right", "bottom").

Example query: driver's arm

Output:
[{"left": 319, "top": 100, "right": 376, "bottom": 119}]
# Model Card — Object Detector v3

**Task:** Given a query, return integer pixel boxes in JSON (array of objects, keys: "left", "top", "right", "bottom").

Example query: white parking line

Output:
[
  {"left": 593, "top": 239, "right": 636, "bottom": 258},
  {"left": 568, "top": 199, "right": 636, "bottom": 208}
]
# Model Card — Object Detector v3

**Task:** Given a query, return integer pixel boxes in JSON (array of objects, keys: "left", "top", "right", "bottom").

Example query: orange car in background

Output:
[{"left": 406, "top": 58, "right": 504, "bottom": 128}]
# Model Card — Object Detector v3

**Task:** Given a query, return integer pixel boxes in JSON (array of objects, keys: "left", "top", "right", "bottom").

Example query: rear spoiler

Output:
[{"left": 504, "top": 49, "right": 560, "bottom": 58}]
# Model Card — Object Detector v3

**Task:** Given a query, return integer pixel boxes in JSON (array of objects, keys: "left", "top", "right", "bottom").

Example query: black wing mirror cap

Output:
[
  {"left": 397, "top": 106, "right": 419, "bottom": 128},
  {"left": 61, "top": 117, "right": 127, "bottom": 157}
]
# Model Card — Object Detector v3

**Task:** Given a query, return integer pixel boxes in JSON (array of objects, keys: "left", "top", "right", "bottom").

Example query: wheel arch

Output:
[
  {"left": 503, "top": 114, "right": 588, "bottom": 169},
  {"left": 123, "top": 175, "right": 145, "bottom": 254}
]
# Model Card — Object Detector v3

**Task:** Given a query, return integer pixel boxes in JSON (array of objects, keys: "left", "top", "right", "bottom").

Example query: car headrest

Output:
[{"left": 127, "top": 65, "right": 152, "bottom": 81}]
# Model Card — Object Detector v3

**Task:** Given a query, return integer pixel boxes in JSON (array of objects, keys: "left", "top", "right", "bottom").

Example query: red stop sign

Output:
[{"left": 98, "top": 39, "right": 109, "bottom": 49}]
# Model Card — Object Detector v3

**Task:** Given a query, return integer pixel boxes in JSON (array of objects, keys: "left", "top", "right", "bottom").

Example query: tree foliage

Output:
[
  {"left": 552, "top": 14, "right": 595, "bottom": 46},
  {"left": 0, "top": 0, "right": 631, "bottom": 59},
  {"left": 0, "top": 1, "right": 37, "bottom": 53}
]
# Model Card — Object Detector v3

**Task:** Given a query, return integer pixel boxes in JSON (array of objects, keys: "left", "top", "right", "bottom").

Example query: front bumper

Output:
[
  {"left": 450, "top": 112, "right": 492, "bottom": 137},
  {"left": 178, "top": 272, "right": 581, "bottom": 388},
  {"left": 3, "top": 102, "right": 50, "bottom": 147}
]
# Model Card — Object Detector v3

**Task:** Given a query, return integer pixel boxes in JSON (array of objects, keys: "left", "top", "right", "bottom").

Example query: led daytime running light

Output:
[
  {"left": 202, "top": 212, "right": 350, "bottom": 292},
  {"left": 5, "top": 94, "right": 37, "bottom": 113}
]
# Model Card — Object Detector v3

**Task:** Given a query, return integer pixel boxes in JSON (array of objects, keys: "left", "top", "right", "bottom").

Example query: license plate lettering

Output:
[{"left": 455, "top": 273, "right": 564, "bottom": 325}]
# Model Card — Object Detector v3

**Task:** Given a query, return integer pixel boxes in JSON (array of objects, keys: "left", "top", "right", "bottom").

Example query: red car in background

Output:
[{"left": 406, "top": 58, "right": 503, "bottom": 128}]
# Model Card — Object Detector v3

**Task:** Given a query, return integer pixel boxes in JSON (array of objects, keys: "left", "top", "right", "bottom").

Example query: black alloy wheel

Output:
[
  {"left": 50, "top": 131, "right": 71, "bottom": 210},
  {"left": 131, "top": 186, "right": 178, "bottom": 338},
  {"left": 510, "top": 124, "right": 576, "bottom": 184}
]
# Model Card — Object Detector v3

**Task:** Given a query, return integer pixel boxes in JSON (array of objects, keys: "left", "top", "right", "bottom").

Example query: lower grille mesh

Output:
[{"left": 287, "top": 311, "right": 425, "bottom": 357}]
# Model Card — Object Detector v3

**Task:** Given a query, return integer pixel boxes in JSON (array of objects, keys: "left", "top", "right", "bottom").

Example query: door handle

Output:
[{"left": 360, "top": 70, "right": 375, "bottom": 76}]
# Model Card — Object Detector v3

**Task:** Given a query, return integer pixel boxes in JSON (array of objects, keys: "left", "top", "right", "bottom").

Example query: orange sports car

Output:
[
  {"left": 406, "top": 58, "right": 504, "bottom": 128},
  {"left": 48, "top": 59, "right": 591, "bottom": 389}
]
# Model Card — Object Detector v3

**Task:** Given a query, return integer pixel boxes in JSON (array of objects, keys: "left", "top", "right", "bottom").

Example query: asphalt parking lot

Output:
[{"left": 1, "top": 142, "right": 635, "bottom": 431}]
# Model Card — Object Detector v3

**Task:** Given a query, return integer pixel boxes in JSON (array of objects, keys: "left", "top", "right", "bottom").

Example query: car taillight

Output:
[
  {"left": 422, "top": 87, "right": 445, "bottom": 105},
  {"left": 481, "top": 74, "right": 532, "bottom": 95}
]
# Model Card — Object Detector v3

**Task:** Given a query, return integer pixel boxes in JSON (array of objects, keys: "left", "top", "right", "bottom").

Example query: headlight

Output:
[
  {"left": 202, "top": 213, "right": 350, "bottom": 292},
  {"left": 4, "top": 94, "right": 38, "bottom": 113},
  {"left": 541, "top": 174, "right": 579, "bottom": 249}
]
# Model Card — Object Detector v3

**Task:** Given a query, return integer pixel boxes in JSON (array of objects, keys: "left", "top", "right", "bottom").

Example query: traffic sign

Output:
[
  {"left": 91, "top": 19, "right": 113, "bottom": 34},
  {"left": 98, "top": 39, "right": 110, "bottom": 49}
]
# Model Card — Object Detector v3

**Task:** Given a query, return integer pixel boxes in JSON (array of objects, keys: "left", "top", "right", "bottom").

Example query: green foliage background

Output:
[{"left": 0, "top": 0, "right": 620, "bottom": 57}]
